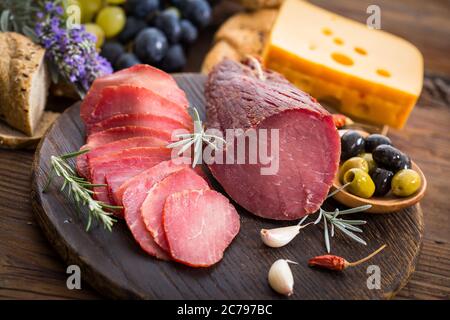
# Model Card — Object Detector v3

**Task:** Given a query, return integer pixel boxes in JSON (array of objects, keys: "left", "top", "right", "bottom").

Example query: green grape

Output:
[
  {"left": 84, "top": 23, "right": 105, "bottom": 48},
  {"left": 79, "top": 0, "right": 103, "bottom": 23},
  {"left": 106, "top": 0, "right": 127, "bottom": 4},
  {"left": 96, "top": 6, "right": 126, "bottom": 38}
]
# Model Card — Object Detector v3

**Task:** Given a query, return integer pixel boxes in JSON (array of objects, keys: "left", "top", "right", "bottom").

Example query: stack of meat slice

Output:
[
  {"left": 77, "top": 64, "right": 192, "bottom": 208},
  {"left": 76, "top": 65, "right": 240, "bottom": 267},
  {"left": 120, "top": 159, "right": 240, "bottom": 266}
]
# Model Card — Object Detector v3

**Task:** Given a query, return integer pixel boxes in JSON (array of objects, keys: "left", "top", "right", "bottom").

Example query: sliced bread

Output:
[{"left": 0, "top": 32, "right": 50, "bottom": 136}]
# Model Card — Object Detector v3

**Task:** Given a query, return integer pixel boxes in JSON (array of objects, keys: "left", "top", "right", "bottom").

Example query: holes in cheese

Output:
[
  {"left": 376, "top": 69, "right": 391, "bottom": 78},
  {"left": 354, "top": 47, "right": 367, "bottom": 56},
  {"left": 331, "top": 52, "right": 354, "bottom": 66},
  {"left": 263, "top": 0, "right": 424, "bottom": 129},
  {"left": 333, "top": 38, "right": 344, "bottom": 45},
  {"left": 322, "top": 28, "right": 333, "bottom": 36}
]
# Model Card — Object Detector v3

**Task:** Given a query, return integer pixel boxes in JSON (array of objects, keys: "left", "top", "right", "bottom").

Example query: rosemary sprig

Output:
[
  {"left": 306, "top": 183, "right": 371, "bottom": 253},
  {"left": 314, "top": 205, "right": 370, "bottom": 253},
  {"left": 45, "top": 149, "right": 119, "bottom": 232},
  {"left": 167, "top": 107, "right": 226, "bottom": 168}
]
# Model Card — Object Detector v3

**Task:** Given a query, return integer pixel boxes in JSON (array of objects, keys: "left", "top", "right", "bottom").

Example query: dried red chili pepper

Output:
[
  {"left": 308, "top": 244, "right": 386, "bottom": 271},
  {"left": 332, "top": 114, "right": 353, "bottom": 129}
]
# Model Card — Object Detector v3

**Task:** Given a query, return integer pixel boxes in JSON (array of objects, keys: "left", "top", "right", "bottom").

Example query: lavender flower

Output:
[{"left": 35, "top": 1, "right": 112, "bottom": 96}]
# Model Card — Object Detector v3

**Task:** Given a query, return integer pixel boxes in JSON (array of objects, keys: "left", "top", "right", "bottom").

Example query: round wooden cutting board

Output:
[{"left": 31, "top": 74, "right": 424, "bottom": 299}]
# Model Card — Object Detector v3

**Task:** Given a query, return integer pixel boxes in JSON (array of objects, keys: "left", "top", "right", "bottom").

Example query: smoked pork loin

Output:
[{"left": 205, "top": 59, "right": 340, "bottom": 220}]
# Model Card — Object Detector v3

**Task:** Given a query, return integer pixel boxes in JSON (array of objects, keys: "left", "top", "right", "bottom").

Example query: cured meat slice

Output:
[
  {"left": 90, "top": 156, "right": 165, "bottom": 209},
  {"left": 76, "top": 136, "right": 168, "bottom": 178},
  {"left": 88, "top": 114, "right": 192, "bottom": 135},
  {"left": 103, "top": 148, "right": 172, "bottom": 205},
  {"left": 116, "top": 157, "right": 197, "bottom": 206},
  {"left": 80, "top": 64, "right": 188, "bottom": 122},
  {"left": 121, "top": 159, "right": 192, "bottom": 259},
  {"left": 163, "top": 189, "right": 240, "bottom": 267},
  {"left": 86, "top": 126, "right": 172, "bottom": 149},
  {"left": 86, "top": 86, "right": 192, "bottom": 127},
  {"left": 89, "top": 147, "right": 171, "bottom": 170},
  {"left": 141, "top": 168, "right": 210, "bottom": 251},
  {"left": 205, "top": 59, "right": 340, "bottom": 220}
]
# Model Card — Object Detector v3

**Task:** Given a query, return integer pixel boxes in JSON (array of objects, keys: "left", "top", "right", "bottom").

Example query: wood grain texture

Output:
[{"left": 29, "top": 74, "right": 423, "bottom": 299}]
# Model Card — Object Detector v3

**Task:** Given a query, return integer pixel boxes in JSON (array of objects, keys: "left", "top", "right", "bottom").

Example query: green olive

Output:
[
  {"left": 359, "top": 153, "right": 376, "bottom": 173},
  {"left": 391, "top": 169, "right": 421, "bottom": 197},
  {"left": 339, "top": 157, "right": 369, "bottom": 183},
  {"left": 343, "top": 168, "right": 375, "bottom": 198}
]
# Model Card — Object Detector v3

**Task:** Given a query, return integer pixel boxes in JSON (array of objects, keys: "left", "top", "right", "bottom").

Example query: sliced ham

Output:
[
  {"left": 76, "top": 136, "right": 168, "bottom": 178},
  {"left": 163, "top": 189, "right": 240, "bottom": 267},
  {"left": 80, "top": 64, "right": 188, "bottom": 123},
  {"left": 86, "top": 86, "right": 192, "bottom": 127},
  {"left": 86, "top": 126, "right": 172, "bottom": 149},
  {"left": 88, "top": 113, "right": 192, "bottom": 135},
  {"left": 205, "top": 59, "right": 340, "bottom": 220},
  {"left": 90, "top": 156, "right": 165, "bottom": 209},
  {"left": 141, "top": 168, "right": 210, "bottom": 251},
  {"left": 121, "top": 159, "right": 192, "bottom": 259}
]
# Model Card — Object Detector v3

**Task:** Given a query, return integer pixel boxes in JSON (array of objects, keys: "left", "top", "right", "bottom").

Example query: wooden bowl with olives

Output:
[{"left": 332, "top": 130, "right": 427, "bottom": 214}]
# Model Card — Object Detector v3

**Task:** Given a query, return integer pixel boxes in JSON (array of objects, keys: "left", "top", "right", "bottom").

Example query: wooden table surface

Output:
[{"left": 0, "top": 0, "right": 449, "bottom": 299}]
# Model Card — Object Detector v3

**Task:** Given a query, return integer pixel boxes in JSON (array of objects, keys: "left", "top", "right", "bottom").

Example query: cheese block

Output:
[{"left": 262, "top": 0, "right": 423, "bottom": 128}]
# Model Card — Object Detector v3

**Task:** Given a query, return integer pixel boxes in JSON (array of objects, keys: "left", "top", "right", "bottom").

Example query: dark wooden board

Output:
[{"left": 30, "top": 74, "right": 424, "bottom": 299}]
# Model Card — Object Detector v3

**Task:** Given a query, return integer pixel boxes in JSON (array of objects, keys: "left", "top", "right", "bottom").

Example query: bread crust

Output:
[
  {"left": 0, "top": 32, "right": 49, "bottom": 136},
  {"left": 201, "top": 9, "right": 279, "bottom": 74}
]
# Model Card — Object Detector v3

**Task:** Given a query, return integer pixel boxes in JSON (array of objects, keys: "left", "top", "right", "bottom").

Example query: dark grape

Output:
[
  {"left": 154, "top": 8, "right": 182, "bottom": 43},
  {"left": 115, "top": 53, "right": 141, "bottom": 70},
  {"left": 118, "top": 17, "right": 147, "bottom": 44},
  {"left": 182, "top": 0, "right": 211, "bottom": 28},
  {"left": 160, "top": 44, "right": 186, "bottom": 72},
  {"left": 125, "top": 0, "right": 159, "bottom": 19},
  {"left": 170, "top": 0, "right": 185, "bottom": 9},
  {"left": 101, "top": 41, "right": 125, "bottom": 65},
  {"left": 134, "top": 28, "right": 169, "bottom": 64},
  {"left": 180, "top": 19, "right": 198, "bottom": 44}
]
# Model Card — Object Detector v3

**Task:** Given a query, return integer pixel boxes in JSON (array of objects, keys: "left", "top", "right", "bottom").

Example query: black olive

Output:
[
  {"left": 365, "top": 134, "right": 392, "bottom": 153},
  {"left": 372, "top": 145, "right": 411, "bottom": 172},
  {"left": 341, "top": 130, "right": 365, "bottom": 161},
  {"left": 371, "top": 168, "right": 394, "bottom": 196}
]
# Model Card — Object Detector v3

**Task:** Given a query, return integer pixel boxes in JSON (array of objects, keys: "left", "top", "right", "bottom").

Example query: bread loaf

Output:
[
  {"left": 201, "top": 9, "right": 278, "bottom": 73},
  {"left": 0, "top": 32, "right": 50, "bottom": 136}
]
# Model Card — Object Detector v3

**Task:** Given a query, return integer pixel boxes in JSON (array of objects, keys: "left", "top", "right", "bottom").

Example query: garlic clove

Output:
[
  {"left": 260, "top": 225, "right": 300, "bottom": 248},
  {"left": 268, "top": 259, "right": 296, "bottom": 296}
]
